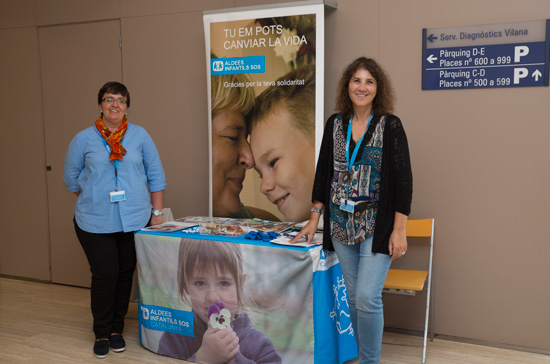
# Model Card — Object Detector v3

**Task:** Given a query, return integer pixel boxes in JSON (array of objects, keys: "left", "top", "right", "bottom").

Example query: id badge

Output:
[
  {"left": 340, "top": 198, "right": 355, "bottom": 213},
  {"left": 110, "top": 190, "right": 126, "bottom": 203}
]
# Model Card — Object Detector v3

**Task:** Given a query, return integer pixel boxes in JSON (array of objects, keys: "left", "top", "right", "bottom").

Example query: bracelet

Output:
[{"left": 311, "top": 207, "right": 323, "bottom": 214}]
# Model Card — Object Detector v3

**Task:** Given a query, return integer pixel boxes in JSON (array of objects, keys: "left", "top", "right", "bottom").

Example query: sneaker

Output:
[
  {"left": 93, "top": 339, "right": 110, "bottom": 359},
  {"left": 110, "top": 334, "right": 126, "bottom": 353}
]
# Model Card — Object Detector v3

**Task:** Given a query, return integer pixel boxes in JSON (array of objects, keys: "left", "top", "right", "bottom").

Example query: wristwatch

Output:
[
  {"left": 311, "top": 207, "right": 323, "bottom": 214},
  {"left": 151, "top": 208, "right": 164, "bottom": 216}
]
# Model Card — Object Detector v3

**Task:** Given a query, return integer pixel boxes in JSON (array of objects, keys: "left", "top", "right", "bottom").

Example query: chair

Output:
[{"left": 383, "top": 218, "right": 435, "bottom": 364}]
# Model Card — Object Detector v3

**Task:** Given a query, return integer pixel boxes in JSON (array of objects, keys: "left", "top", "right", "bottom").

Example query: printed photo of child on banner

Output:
[{"left": 136, "top": 233, "right": 358, "bottom": 364}]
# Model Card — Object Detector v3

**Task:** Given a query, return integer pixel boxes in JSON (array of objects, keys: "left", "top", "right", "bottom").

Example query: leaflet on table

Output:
[
  {"left": 141, "top": 221, "right": 199, "bottom": 232},
  {"left": 270, "top": 231, "right": 324, "bottom": 247},
  {"left": 248, "top": 219, "right": 298, "bottom": 233},
  {"left": 199, "top": 222, "right": 247, "bottom": 236},
  {"left": 175, "top": 216, "right": 298, "bottom": 233},
  {"left": 170, "top": 216, "right": 324, "bottom": 238},
  {"left": 176, "top": 216, "right": 241, "bottom": 224},
  {"left": 174, "top": 216, "right": 249, "bottom": 236}
]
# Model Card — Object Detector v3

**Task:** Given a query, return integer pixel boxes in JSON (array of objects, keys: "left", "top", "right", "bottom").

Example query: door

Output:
[{"left": 40, "top": 20, "right": 122, "bottom": 287}]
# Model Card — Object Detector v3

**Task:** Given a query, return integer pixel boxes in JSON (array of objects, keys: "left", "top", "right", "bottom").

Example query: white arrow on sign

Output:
[
  {"left": 532, "top": 69, "right": 542, "bottom": 81},
  {"left": 427, "top": 55, "right": 437, "bottom": 63}
]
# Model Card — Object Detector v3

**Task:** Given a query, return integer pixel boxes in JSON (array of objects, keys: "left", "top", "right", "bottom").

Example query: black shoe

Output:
[
  {"left": 93, "top": 339, "right": 110, "bottom": 359},
  {"left": 110, "top": 334, "right": 126, "bottom": 353}
]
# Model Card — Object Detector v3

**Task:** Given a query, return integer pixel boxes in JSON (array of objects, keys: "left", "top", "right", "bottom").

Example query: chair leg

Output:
[
  {"left": 423, "top": 274, "right": 433, "bottom": 363},
  {"left": 422, "top": 322, "right": 428, "bottom": 364},
  {"left": 430, "top": 286, "right": 434, "bottom": 342},
  {"left": 422, "top": 294, "right": 429, "bottom": 363}
]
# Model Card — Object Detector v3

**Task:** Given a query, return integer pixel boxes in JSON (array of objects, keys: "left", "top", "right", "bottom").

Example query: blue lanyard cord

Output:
[
  {"left": 101, "top": 138, "right": 120, "bottom": 191},
  {"left": 113, "top": 161, "right": 119, "bottom": 191},
  {"left": 345, "top": 112, "right": 373, "bottom": 173}
]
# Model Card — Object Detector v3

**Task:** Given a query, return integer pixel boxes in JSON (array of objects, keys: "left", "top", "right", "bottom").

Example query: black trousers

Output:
[{"left": 74, "top": 220, "right": 136, "bottom": 339}]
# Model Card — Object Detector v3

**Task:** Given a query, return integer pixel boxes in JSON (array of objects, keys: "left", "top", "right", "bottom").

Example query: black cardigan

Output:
[{"left": 312, "top": 113, "right": 413, "bottom": 254}]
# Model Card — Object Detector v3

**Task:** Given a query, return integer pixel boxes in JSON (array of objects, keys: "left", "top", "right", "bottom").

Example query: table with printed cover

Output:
[{"left": 135, "top": 227, "right": 357, "bottom": 364}]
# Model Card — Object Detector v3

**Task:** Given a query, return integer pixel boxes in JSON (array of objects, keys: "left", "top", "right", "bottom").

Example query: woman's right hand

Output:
[
  {"left": 195, "top": 325, "right": 239, "bottom": 364},
  {"left": 290, "top": 214, "right": 321, "bottom": 245}
]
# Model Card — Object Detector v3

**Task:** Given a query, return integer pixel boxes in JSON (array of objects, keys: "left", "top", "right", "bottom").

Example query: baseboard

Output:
[
  {"left": 383, "top": 325, "right": 550, "bottom": 356},
  {"left": 436, "top": 334, "right": 550, "bottom": 356},
  {"left": 384, "top": 326, "right": 424, "bottom": 337},
  {"left": 0, "top": 274, "right": 50, "bottom": 284}
]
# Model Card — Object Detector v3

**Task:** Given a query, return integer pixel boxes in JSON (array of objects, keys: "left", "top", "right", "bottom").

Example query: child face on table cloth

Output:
[
  {"left": 250, "top": 104, "right": 315, "bottom": 222},
  {"left": 185, "top": 263, "right": 246, "bottom": 325}
]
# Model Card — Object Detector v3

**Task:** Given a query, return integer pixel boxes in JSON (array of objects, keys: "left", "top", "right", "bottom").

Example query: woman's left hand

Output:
[
  {"left": 389, "top": 212, "right": 408, "bottom": 262},
  {"left": 150, "top": 214, "right": 162, "bottom": 226},
  {"left": 388, "top": 229, "right": 407, "bottom": 262}
]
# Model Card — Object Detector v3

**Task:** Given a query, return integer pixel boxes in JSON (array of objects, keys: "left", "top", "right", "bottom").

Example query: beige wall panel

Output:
[
  {"left": 39, "top": 20, "right": 123, "bottom": 287},
  {"left": 35, "top": 0, "right": 120, "bottom": 26},
  {"left": 0, "top": 0, "right": 36, "bottom": 29},
  {"left": 121, "top": 0, "right": 233, "bottom": 18},
  {"left": 121, "top": 12, "right": 209, "bottom": 218},
  {"left": 377, "top": 0, "right": 550, "bottom": 351},
  {"left": 0, "top": 27, "right": 50, "bottom": 280}
]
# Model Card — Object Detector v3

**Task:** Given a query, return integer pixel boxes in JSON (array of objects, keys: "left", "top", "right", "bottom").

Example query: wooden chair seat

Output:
[{"left": 384, "top": 269, "right": 429, "bottom": 292}]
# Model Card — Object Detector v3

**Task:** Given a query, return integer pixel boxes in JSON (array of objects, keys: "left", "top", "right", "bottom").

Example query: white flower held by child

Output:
[{"left": 207, "top": 301, "right": 231, "bottom": 329}]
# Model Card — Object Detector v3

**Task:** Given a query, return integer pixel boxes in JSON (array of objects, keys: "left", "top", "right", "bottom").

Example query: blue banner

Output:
[
  {"left": 139, "top": 302, "right": 195, "bottom": 337},
  {"left": 312, "top": 249, "right": 358, "bottom": 364},
  {"left": 211, "top": 56, "right": 265, "bottom": 75}
]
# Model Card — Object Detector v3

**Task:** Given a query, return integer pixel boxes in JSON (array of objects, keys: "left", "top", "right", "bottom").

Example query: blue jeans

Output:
[{"left": 332, "top": 235, "right": 391, "bottom": 364}]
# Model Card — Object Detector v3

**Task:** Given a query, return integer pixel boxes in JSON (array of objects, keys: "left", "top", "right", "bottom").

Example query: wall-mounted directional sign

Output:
[{"left": 422, "top": 19, "right": 550, "bottom": 90}]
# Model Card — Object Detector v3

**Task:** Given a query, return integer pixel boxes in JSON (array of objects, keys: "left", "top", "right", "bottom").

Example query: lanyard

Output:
[
  {"left": 101, "top": 138, "right": 121, "bottom": 191},
  {"left": 345, "top": 112, "right": 373, "bottom": 173}
]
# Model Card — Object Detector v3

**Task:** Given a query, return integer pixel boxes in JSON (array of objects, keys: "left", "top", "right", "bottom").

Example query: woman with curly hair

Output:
[{"left": 292, "top": 57, "right": 413, "bottom": 363}]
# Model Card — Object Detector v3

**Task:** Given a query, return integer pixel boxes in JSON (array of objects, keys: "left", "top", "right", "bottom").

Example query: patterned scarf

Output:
[{"left": 95, "top": 116, "right": 128, "bottom": 161}]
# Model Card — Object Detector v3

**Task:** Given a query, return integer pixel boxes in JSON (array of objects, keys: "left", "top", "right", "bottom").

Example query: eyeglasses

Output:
[{"left": 102, "top": 97, "right": 127, "bottom": 105}]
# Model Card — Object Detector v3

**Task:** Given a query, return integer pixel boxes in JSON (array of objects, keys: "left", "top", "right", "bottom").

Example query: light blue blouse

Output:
[{"left": 63, "top": 123, "right": 166, "bottom": 233}]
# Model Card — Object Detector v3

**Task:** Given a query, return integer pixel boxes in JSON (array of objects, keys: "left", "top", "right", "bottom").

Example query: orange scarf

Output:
[{"left": 95, "top": 116, "right": 128, "bottom": 161}]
